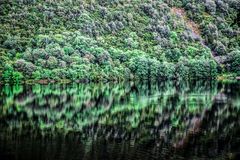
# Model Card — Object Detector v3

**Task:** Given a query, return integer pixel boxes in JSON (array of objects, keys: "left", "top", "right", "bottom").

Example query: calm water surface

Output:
[{"left": 0, "top": 81, "right": 240, "bottom": 160}]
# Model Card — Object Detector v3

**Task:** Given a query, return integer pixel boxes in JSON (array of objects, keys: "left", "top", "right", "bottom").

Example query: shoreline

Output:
[{"left": 0, "top": 75, "right": 239, "bottom": 85}]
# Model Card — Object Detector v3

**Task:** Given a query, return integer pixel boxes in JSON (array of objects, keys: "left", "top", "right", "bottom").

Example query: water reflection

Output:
[{"left": 0, "top": 81, "right": 239, "bottom": 160}]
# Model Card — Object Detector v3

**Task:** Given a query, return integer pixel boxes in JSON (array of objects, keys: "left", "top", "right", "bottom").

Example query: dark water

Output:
[{"left": 0, "top": 81, "right": 240, "bottom": 160}]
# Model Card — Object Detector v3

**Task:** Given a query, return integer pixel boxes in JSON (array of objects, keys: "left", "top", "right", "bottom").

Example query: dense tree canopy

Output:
[{"left": 0, "top": 0, "right": 239, "bottom": 83}]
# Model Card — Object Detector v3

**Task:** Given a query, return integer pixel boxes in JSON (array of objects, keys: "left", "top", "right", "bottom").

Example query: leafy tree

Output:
[
  {"left": 188, "top": 59, "right": 217, "bottom": 79},
  {"left": 228, "top": 50, "right": 240, "bottom": 75},
  {"left": 32, "top": 70, "right": 42, "bottom": 80},
  {"left": 2, "top": 64, "right": 23, "bottom": 83},
  {"left": 165, "top": 48, "right": 182, "bottom": 62},
  {"left": 46, "top": 56, "right": 58, "bottom": 69},
  {"left": 205, "top": 0, "right": 216, "bottom": 13},
  {"left": 12, "top": 71, "right": 23, "bottom": 83},
  {"left": 2, "top": 64, "right": 14, "bottom": 83}
]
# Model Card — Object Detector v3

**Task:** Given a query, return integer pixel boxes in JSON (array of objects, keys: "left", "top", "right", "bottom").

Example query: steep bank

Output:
[{"left": 0, "top": 0, "right": 239, "bottom": 83}]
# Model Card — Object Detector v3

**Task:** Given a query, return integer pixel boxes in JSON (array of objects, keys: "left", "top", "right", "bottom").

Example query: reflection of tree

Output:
[
  {"left": 169, "top": 83, "right": 240, "bottom": 159},
  {"left": 0, "top": 81, "right": 239, "bottom": 156}
]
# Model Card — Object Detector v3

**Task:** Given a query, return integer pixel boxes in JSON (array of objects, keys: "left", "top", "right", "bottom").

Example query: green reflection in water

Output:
[{"left": 0, "top": 81, "right": 239, "bottom": 147}]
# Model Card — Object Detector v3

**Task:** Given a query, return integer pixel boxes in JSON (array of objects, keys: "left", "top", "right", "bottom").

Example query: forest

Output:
[{"left": 0, "top": 0, "right": 239, "bottom": 83}]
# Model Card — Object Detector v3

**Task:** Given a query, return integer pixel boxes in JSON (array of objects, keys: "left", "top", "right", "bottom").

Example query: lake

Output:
[{"left": 0, "top": 81, "right": 239, "bottom": 160}]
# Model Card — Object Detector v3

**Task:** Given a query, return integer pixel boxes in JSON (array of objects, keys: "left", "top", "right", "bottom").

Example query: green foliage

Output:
[
  {"left": 175, "top": 60, "right": 190, "bottom": 79},
  {"left": 2, "top": 64, "right": 23, "bottom": 83},
  {"left": 130, "top": 56, "right": 158, "bottom": 80},
  {"left": 0, "top": 0, "right": 238, "bottom": 82},
  {"left": 2, "top": 65, "right": 13, "bottom": 83},
  {"left": 12, "top": 71, "right": 23, "bottom": 83},
  {"left": 188, "top": 59, "right": 217, "bottom": 79},
  {"left": 157, "top": 62, "right": 175, "bottom": 79},
  {"left": 165, "top": 48, "right": 182, "bottom": 62},
  {"left": 32, "top": 70, "right": 41, "bottom": 80},
  {"left": 170, "top": 31, "right": 179, "bottom": 43},
  {"left": 129, "top": 56, "right": 175, "bottom": 80},
  {"left": 1, "top": 81, "right": 238, "bottom": 147},
  {"left": 228, "top": 50, "right": 240, "bottom": 75}
]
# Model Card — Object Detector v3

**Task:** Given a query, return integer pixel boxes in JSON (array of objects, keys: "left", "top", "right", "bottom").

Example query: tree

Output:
[
  {"left": 14, "top": 59, "right": 36, "bottom": 77},
  {"left": 205, "top": 0, "right": 216, "bottom": 14},
  {"left": 2, "top": 64, "right": 13, "bottom": 83},
  {"left": 188, "top": 59, "right": 217, "bottom": 79},
  {"left": 32, "top": 70, "right": 41, "bottom": 80},
  {"left": 228, "top": 50, "right": 240, "bottom": 74},
  {"left": 214, "top": 41, "right": 226, "bottom": 55},
  {"left": 165, "top": 48, "right": 182, "bottom": 62},
  {"left": 12, "top": 71, "right": 23, "bottom": 83},
  {"left": 128, "top": 55, "right": 178, "bottom": 80},
  {"left": 3, "top": 36, "right": 22, "bottom": 51},
  {"left": 2, "top": 64, "right": 23, "bottom": 83},
  {"left": 46, "top": 56, "right": 58, "bottom": 69}
]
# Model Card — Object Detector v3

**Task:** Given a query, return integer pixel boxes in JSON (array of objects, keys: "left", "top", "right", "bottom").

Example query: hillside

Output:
[{"left": 0, "top": 0, "right": 239, "bottom": 83}]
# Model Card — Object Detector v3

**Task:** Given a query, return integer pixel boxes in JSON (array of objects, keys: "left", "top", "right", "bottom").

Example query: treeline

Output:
[
  {"left": 0, "top": 0, "right": 239, "bottom": 83},
  {"left": 1, "top": 31, "right": 218, "bottom": 82}
]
